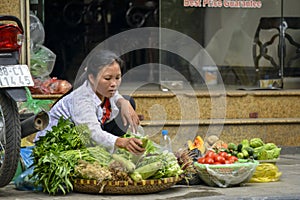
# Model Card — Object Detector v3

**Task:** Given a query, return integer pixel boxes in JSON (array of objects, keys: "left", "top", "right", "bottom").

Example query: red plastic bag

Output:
[{"left": 29, "top": 77, "right": 72, "bottom": 95}]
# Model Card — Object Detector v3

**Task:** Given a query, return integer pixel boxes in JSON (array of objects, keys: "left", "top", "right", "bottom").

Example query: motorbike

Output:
[{"left": 0, "top": 15, "right": 35, "bottom": 187}]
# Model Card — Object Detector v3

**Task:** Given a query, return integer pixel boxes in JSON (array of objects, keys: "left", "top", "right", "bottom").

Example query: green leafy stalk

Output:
[{"left": 31, "top": 117, "right": 111, "bottom": 195}]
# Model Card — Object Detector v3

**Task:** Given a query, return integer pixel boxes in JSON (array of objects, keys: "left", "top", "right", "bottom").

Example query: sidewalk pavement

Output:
[{"left": 0, "top": 153, "right": 299, "bottom": 200}]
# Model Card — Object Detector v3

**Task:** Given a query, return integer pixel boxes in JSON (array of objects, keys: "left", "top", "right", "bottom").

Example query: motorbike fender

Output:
[{"left": 3, "top": 87, "right": 27, "bottom": 102}]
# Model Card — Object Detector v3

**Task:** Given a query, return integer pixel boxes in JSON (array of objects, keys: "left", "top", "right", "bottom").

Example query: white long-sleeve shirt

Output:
[{"left": 34, "top": 80, "right": 123, "bottom": 153}]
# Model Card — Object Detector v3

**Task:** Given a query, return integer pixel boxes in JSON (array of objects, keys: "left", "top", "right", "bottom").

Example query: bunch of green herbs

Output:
[{"left": 31, "top": 117, "right": 108, "bottom": 195}]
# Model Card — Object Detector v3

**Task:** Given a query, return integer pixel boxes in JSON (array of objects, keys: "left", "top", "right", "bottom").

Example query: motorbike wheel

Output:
[{"left": 0, "top": 93, "right": 21, "bottom": 187}]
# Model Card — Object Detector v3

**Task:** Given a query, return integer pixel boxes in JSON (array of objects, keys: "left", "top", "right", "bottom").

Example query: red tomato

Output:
[
  {"left": 218, "top": 151, "right": 229, "bottom": 159},
  {"left": 197, "top": 157, "right": 206, "bottom": 164},
  {"left": 214, "top": 155, "right": 226, "bottom": 164},
  {"left": 205, "top": 150, "right": 217, "bottom": 159},
  {"left": 225, "top": 160, "right": 233, "bottom": 164},
  {"left": 228, "top": 156, "right": 238, "bottom": 163},
  {"left": 214, "top": 162, "right": 222, "bottom": 165},
  {"left": 205, "top": 157, "right": 215, "bottom": 164}
]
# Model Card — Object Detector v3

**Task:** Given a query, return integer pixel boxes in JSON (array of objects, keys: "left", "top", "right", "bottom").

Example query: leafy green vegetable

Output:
[
  {"left": 254, "top": 145, "right": 281, "bottom": 160},
  {"left": 264, "top": 143, "right": 277, "bottom": 150},
  {"left": 267, "top": 148, "right": 281, "bottom": 159},
  {"left": 123, "top": 131, "right": 158, "bottom": 154},
  {"left": 257, "top": 149, "right": 268, "bottom": 160},
  {"left": 250, "top": 138, "right": 264, "bottom": 148},
  {"left": 86, "top": 146, "right": 112, "bottom": 166},
  {"left": 33, "top": 149, "right": 87, "bottom": 195},
  {"left": 74, "top": 124, "right": 101, "bottom": 147},
  {"left": 32, "top": 117, "right": 110, "bottom": 195}
]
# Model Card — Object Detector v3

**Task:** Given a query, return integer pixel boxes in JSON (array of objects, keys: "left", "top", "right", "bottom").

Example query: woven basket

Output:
[
  {"left": 194, "top": 159, "right": 259, "bottom": 187},
  {"left": 73, "top": 176, "right": 182, "bottom": 194}
]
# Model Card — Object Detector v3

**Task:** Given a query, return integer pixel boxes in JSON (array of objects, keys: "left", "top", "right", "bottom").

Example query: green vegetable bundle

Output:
[
  {"left": 250, "top": 138, "right": 264, "bottom": 148},
  {"left": 253, "top": 144, "right": 281, "bottom": 160},
  {"left": 249, "top": 138, "right": 281, "bottom": 160},
  {"left": 122, "top": 131, "right": 158, "bottom": 154},
  {"left": 130, "top": 151, "right": 184, "bottom": 181},
  {"left": 32, "top": 117, "right": 112, "bottom": 195},
  {"left": 151, "top": 151, "right": 184, "bottom": 179}
]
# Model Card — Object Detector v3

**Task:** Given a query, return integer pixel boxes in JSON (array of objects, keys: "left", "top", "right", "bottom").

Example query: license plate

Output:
[{"left": 0, "top": 65, "right": 34, "bottom": 87}]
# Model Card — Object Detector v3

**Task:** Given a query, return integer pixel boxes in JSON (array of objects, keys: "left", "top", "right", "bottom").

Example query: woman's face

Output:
[{"left": 89, "top": 61, "right": 122, "bottom": 99}]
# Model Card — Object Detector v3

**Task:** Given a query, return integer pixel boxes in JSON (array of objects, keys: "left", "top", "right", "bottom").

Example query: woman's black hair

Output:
[
  {"left": 74, "top": 50, "right": 123, "bottom": 89},
  {"left": 86, "top": 50, "right": 124, "bottom": 78}
]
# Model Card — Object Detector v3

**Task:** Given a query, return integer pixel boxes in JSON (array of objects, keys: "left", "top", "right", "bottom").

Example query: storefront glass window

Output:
[{"left": 160, "top": 0, "right": 300, "bottom": 89}]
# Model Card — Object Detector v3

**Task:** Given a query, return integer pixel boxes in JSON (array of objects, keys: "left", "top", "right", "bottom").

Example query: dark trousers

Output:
[{"left": 102, "top": 95, "right": 136, "bottom": 137}]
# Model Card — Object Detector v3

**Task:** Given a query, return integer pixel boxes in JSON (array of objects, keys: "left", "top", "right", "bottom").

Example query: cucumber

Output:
[
  {"left": 237, "top": 144, "right": 243, "bottom": 152},
  {"left": 244, "top": 147, "right": 254, "bottom": 156},
  {"left": 242, "top": 149, "right": 249, "bottom": 158}
]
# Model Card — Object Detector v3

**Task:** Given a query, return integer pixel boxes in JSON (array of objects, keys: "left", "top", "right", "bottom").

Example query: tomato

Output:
[
  {"left": 197, "top": 157, "right": 206, "bottom": 164},
  {"left": 205, "top": 157, "right": 215, "bottom": 164},
  {"left": 218, "top": 151, "right": 229, "bottom": 159},
  {"left": 205, "top": 150, "right": 217, "bottom": 159},
  {"left": 225, "top": 160, "right": 233, "bottom": 164},
  {"left": 228, "top": 156, "right": 238, "bottom": 163},
  {"left": 214, "top": 155, "right": 226, "bottom": 164}
]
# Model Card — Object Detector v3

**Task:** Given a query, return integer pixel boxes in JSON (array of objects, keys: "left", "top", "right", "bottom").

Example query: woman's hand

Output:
[
  {"left": 117, "top": 98, "right": 139, "bottom": 133},
  {"left": 115, "top": 137, "right": 145, "bottom": 154}
]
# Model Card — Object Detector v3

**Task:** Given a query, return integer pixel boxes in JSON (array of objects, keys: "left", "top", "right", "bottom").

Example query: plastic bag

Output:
[
  {"left": 249, "top": 163, "right": 282, "bottom": 183},
  {"left": 205, "top": 164, "right": 257, "bottom": 187},
  {"left": 29, "top": 12, "right": 56, "bottom": 78},
  {"left": 29, "top": 12, "right": 45, "bottom": 50},
  {"left": 29, "top": 77, "right": 72, "bottom": 95},
  {"left": 14, "top": 146, "right": 43, "bottom": 191},
  {"left": 20, "top": 146, "right": 35, "bottom": 168},
  {"left": 195, "top": 160, "right": 259, "bottom": 188},
  {"left": 30, "top": 44, "right": 56, "bottom": 78},
  {"left": 18, "top": 87, "right": 54, "bottom": 114},
  {"left": 14, "top": 166, "right": 43, "bottom": 191}
]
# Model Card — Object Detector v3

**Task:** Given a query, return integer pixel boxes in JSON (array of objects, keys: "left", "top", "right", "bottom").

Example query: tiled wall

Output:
[
  {"left": 0, "top": 0, "right": 21, "bottom": 18},
  {"left": 132, "top": 89, "right": 300, "bottom": 150}
]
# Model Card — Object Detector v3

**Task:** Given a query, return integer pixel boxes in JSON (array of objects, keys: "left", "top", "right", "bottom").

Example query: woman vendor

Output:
[{"left": 34, "top": 50, "right": 145, "bottom": 154}]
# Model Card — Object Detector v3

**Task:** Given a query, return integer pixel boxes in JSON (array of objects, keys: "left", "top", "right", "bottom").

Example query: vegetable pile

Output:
[
  {"left": 192, "top": 135, "right": 281, "bottom": 162},
  {"left": 32, "top": 117, "right": 112, "bottom": 194},
  {"left": 184, "top": 135, "right": 282, "bottom": 164},
  {"left": 32, "top": 118, "right": 186, "bottom": 195},
  {"left": 226, "top": 138, "right": 281, "bottom": 160},
  {"left": 197, "top": 150, "right": 238, "bottom": 165}
]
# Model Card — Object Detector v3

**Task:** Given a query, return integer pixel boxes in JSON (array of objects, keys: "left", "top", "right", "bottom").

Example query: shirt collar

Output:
[{"left": 86, "top": 80, "right": 102, "bottom": 106}]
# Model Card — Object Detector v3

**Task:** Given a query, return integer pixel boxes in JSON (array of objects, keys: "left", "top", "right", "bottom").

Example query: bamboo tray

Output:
[{"left": 73, "top": 176, "right": 182, "bottom": 194}]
